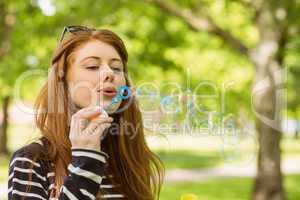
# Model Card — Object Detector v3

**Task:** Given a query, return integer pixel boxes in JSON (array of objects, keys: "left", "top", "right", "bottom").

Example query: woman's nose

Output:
[{"left": 99, "top": 65, "right": 114, "bottom": 82}]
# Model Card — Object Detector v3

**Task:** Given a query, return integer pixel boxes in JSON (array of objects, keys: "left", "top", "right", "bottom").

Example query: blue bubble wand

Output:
[{"left": 101, "top": 85, "right": 131, "bottom": 115}]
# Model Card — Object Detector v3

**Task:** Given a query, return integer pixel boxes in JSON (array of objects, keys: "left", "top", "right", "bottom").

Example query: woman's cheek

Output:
[
  {"left": 72, "top": 87, "right": 93, "bottom": 107},
  {"left": 116, "top": 74, "right": 126, "bottom": 86}
]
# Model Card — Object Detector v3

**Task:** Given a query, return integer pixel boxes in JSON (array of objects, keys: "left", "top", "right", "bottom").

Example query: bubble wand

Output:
[{"left": 100, "top": 85, "right": 132, "bottom": 117}]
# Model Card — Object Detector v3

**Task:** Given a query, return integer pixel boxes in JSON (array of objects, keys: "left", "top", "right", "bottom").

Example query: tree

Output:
[
  {"left": 145, "top": 0, "right": 300, "bottom": 199},
  {"left": 0, "top": 0, "right": 15, "bottom": 154}
]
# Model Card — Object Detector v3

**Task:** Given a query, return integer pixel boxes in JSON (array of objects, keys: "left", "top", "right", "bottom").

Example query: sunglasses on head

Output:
[{"left": 59, "top": 25, "right": 96, "bottom": 42}]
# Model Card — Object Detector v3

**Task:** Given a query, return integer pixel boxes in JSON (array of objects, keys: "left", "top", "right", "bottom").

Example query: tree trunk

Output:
[
  {"left": 251, "top": 3, "right": 286, "bottom": 199},
  {"left": 0, "top": 95, "right": 10, "bottom": 155},
  {"left": 252, "top": 96, "right": 285, "bottom": 200}
]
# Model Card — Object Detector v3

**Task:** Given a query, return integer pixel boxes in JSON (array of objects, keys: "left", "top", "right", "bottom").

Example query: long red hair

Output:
[{"left": 33, "top": 29, "right": 164, "bottom": 199}]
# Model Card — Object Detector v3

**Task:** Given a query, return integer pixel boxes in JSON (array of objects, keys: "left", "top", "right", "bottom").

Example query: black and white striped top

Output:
[{"left": 8, "top": 138, "right": 126, "bottom": 199}]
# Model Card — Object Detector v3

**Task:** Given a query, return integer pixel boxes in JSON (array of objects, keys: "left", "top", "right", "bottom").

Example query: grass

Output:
[
  {"left": 155, "top": 150, "right": 222, "bottom": 169},
  {"left": 1, "top": 175, "right": 299, "bottom": 200},
  {"left": 160, "top": 174, "right": 300, "bottom": 200},
  {"left": 1, "top": 124, "right": 300, "bottom": 200}
]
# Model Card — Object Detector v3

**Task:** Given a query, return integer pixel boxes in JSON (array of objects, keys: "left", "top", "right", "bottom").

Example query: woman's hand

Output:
[{"left": 69, "top": 106, "right": 113, "bottom": 151}]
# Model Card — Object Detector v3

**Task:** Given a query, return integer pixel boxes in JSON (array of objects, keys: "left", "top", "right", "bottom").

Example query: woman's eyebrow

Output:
[
  {"left": 80, "top": 57, "right": 121, "bottom": 63},
  {"left": 110, "top": 58, "right": 122, "bottom": 62},
  {"left": 80, "top": 56, "right": 101, "bottom": 63}
]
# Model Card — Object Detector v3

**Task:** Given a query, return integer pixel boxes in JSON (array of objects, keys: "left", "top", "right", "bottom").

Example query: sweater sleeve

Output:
[
  {"left": 8, "top": 146, "right": 109, "bottom": 200},
  {"left": 8, "top": 147, "right": 50, "bottom": 200},
  {"left": 58, "top": 148, "right": 109, "bottom": 200}
]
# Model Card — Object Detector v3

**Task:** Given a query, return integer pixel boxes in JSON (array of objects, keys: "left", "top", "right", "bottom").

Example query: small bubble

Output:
[{"left": 160, "top": 96, "right": 180, "bottom": 114}]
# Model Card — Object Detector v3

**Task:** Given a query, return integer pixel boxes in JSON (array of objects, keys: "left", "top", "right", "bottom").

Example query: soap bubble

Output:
[
  {"left": 220, "top": 131, "right": 257, "bottom": 165},
  {"left": 160, "top": 95, "right": 181, "bottom": 114},
  {"left": 136, "top": 83, "right": 160, "bottom": 113}
]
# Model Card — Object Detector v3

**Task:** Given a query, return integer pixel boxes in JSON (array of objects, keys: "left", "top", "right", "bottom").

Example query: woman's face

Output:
[{"left": 66, "top": 40, "right": 126, "bottom": 113}]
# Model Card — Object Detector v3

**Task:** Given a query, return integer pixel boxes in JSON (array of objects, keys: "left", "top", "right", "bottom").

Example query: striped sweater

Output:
[{"left": 8, "top": 138, "right": 125, "bottom": 200}]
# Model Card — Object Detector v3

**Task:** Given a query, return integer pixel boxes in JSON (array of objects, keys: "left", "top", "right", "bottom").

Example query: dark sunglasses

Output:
[{"left": 59, "top": 25, "right": 96, "bottom": 42}]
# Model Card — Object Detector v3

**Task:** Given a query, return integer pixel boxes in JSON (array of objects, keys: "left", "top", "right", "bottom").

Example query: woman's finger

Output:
[
  {"left": 83, "top": 117, "right": 113, "bottom": 133},
  {"left": 78, "top": 118, "right": 89, "bottom": 131},
  {"left": 77, "top": 110, "right": 101, "bottom": 120},
  {"left": 75, "top": 106, "right": 107, "bottom": 120},
  {"left": 70, "top": 117, "right": 85, "bottom": 137},
  {"left": 91, "top": 122, "right": 112, "bottom": 137},
  {"left": 76, "top": 106, "right": 101, "bottom": 114},
  {"left": 82, "top": 122, "right": 99, "bottom": 135},
  {"left": 91, "top": 116, "right": 113, "bottom": 124}
]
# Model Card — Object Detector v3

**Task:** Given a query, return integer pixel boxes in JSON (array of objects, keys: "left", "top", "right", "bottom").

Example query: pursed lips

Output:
[{"left": 97, "top": 86, "right": 118, "bottom": 97}]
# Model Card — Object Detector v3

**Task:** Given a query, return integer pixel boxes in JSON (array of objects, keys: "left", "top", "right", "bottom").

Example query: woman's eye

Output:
[
  {"left": 111, "top": 67, "right": 122, "bottom": 72},
  {"left": 86, "top": 66, "right": 99, "bottom": 70}
]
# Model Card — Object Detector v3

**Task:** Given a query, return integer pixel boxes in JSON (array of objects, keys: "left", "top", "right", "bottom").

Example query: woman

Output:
[{"left": 8, "top": 26, "right": 164, "bottom": 200}]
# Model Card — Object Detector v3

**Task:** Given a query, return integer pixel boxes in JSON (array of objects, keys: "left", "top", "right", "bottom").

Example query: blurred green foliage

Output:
[{"left": 0, "top": 0, "right": 299, "bottom": 122}]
